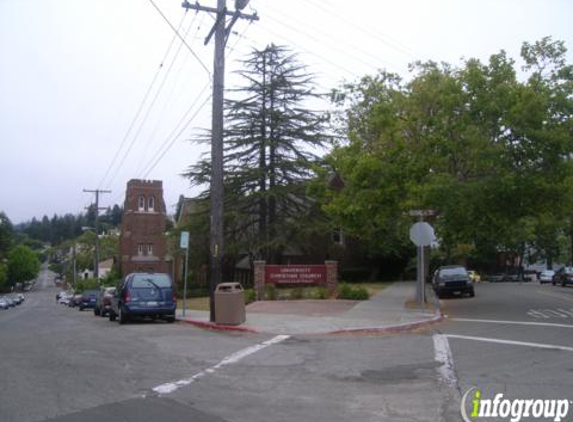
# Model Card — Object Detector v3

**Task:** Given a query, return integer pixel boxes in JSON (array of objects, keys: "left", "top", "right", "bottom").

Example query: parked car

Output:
[
  {"left": 539, "top": 270, "right": 556, "bottom": 284},
  {"left": 2, "top": 296, "right": 15, "bottom": 308},
  {"left": 109, "top": 273, "right": 176, "bottom": 324},
  {"left": 94, "top": 287, "right": 116, "bottom": 317},
  {"left": 552, "top": 267, "right": 573, "bottom": 286},
  {"left": 0, "top": 297, "right": 10, "bottom": 310},
  {"left": 68, "top": 294, "right": 83, "bottom": 308},
  {"left": 9, "top": 295, "right": 23, "bottom": 305},
  {"left": 467, "top": 270, "right": 481, "bottom": 283},
  {"left": 432, "top": 265, "right": 475, "bottom": 298},
  {"left": 78, "top": 290, "right": 99, "bottom": 311},
  {"left": 57, "top": 292, "right": 71, "bottom": 305}
]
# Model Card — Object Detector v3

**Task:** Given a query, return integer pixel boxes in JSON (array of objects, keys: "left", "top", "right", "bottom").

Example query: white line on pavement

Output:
[
  {"left": 451, "top": 317, "right": 573, "bottom": 328},
  {"left": 444, "top": 334, "right": 573, "bottom": 352},
  {"left": 433, "top": 334, "right": 457, "bottom": 390},
  {"left": 151, "top": 335, "right": 290, "bottom": 396}
]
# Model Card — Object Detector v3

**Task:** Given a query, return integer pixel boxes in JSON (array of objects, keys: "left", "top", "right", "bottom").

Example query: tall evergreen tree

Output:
[{"left": 186, "top": 44, "right": 329, "bottom": 263}]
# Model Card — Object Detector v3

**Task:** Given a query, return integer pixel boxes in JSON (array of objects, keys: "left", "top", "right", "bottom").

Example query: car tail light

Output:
[
  {"left": 123, "top": 290, "right": 131, "bottom": 303},
  {"left": 172, "top": 293, "right": 177, "bottom": 302}
]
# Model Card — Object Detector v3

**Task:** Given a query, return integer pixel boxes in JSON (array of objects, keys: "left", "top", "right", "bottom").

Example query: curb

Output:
[
  {"left": 327, "top": 312, "right": 443, "bottom": 335},
  {"left": 179, "top": 319, "right": 258, "bottom": 333}
]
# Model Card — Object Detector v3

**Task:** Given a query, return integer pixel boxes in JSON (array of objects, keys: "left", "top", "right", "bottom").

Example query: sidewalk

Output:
[{"left": 176, "top": 281, "right": 442, "bottom": 335}]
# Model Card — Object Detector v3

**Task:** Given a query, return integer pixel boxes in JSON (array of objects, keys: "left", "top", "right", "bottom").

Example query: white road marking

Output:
[
  {"left": 452, "top": 317, "right": 573, "bottom": 329},
  {"left": 527, "top": 308, "right": 573, "bottom": 319},
  {"left": 151, "top": 335, "right": 290, "bottom": 396},
  {"left": 433, "top": 334, "right": 457, "bottom": 389},
  {"left": 445, "top": 334, "right": 573, "bottom": 352}
]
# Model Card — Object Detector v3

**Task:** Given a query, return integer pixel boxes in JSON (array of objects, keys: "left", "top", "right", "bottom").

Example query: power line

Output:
[
  {"left": 142, "top": 93, "right": 212, "bottom": 179},
  {"left": 134, "top": 12, "right": 202, "bottom": 176},
  {"left": 148, "top": 0, "right": 212, "bottom": 78},
  {"left": 105, "top": 12, "right": 197, "bottom": 189},
  {"left": 263, "top": 3, "right": 398, "bottom": 72},
  {"left": 303, "top": 0, "right": 419, "bottom": 59},
  {"left": 138, "top": 22, "right": 254, "bottom": 179},
  {"left": 138, "top": 81, "right": 212, "bottom": 178},
  {"left": 98, "top": 11, "right": 188, "bottom": 189}
]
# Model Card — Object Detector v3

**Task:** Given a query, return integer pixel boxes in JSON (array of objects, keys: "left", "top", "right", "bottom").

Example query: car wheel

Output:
[
  {"left": 469, "top": 290, "right": 475, "bottom": 298},
  {"left": 118, "top": 307, "right": 128, "bottom": 325},
  {"left": 78, "top": 305, "right": 83, "bottom": 311},
  {"left": 94, "top": 307, "right": 100, "bottom": 316},
  {"left": 166, "top": 315, "right": 175, "bottom": 323},
  {"left": 562, "top": 281, "right": 566, "bottom": 287},
  {"left": 109, "top": 311, "right": 116, "bottom": 322}
]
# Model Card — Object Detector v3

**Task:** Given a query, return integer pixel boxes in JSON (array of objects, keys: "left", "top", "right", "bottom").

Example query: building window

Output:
[
  {"left": 147, "top": 244, "right": 153, "bottom": 255},
  {"left": 138, "top": 195, "right": 145, "bottom": 211},
  {"left": 332, "top": 228, "right": 344, "bottom": 245},
  {"left": 148, "top": 196, "right": 155, "bottom": 212},
  {"left": 138, "top": 244, "right": 144, "bottom": 255}
]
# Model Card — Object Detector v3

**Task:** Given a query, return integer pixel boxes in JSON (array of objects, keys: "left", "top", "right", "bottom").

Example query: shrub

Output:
[
  {"left": 337, "top": 283, "right": 369, "bottom": 300},
  {"left": 289, "top": 287, "right": 304, "bottom": 300},
  {"left": 265, "top": 284, "right": 278, "bottom": 300},
  {"left": 75, "top": 278, "right": 100, "bottom": 293},
  {"left": 311, "top": 287, "right": 328, "bottom": 300},
  {"left": 245, "top": 288, "right": 256, "bottom": 304}
]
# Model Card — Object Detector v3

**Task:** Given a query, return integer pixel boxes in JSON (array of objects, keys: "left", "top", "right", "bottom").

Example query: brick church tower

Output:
[{"left": 119, "top": 179, "right": 170, "bottom": 276}]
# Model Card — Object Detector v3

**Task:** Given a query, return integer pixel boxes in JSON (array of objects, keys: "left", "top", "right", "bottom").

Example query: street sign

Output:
[
  {"left": 180, "top": 231, "right": 189, "bottom": 249},
  {"left": 409, "top": 222, "right": 435, "bottom": 246}
]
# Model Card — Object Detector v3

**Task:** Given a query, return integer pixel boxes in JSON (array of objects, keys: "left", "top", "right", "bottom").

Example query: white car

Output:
[
  {"left": 57, "top": 292, "right": 71, "bottom": 305},
  {"left": 539, "top": 270, "right": 555, "bottom": 284}
]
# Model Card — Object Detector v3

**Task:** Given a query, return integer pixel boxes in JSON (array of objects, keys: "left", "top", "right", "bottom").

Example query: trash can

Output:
[{"left": 214, "top": 282, "right": 246, "bottom": 325}]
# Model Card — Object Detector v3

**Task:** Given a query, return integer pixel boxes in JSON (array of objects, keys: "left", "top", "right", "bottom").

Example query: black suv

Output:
[
  {"left": 552, "top": 267, "right": 573, "bottom": 287},
  {"left": 432, "top": 265, "right": 475, "bottom": 298},
  {"left": 78, "top": 290, "right": 99, "bottom": 311},
  {"left": 109, "top": 273, "right": 176, "bottom": 324}
]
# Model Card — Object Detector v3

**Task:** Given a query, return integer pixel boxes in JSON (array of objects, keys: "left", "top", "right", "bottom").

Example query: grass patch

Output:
[{"left": 177, "top": 297, "right": 210, "bottom": 311}]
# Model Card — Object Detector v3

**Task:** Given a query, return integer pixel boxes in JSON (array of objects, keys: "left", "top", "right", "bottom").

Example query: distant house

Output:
[{"left": 119, "top": 179, "right": 170, "bottom": 276}]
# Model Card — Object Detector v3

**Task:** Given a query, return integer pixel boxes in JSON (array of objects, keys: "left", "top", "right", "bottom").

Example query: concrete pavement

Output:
[{"left": 176, "top": 281, "right": 442, "bottom": 335}]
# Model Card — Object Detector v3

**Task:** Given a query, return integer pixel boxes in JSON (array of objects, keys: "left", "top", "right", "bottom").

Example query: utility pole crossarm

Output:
[{"left": 181, "top": 1, "right": 259, "bottom": 21}]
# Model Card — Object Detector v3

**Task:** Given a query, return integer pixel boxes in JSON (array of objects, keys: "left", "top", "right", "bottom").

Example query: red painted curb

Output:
[{"left": 179, "top": 319, "right": 258, "bottom": 333}]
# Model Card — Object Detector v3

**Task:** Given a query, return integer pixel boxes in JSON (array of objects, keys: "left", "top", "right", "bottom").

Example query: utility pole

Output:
[
  {"left": 181, "top": 0, "right": 258, "bottom": 322},
  {"left": 83, "top": 189, "right": 111, "bottom": 280}
]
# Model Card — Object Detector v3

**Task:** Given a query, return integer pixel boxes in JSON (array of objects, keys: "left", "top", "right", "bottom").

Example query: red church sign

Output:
[{"left": 265, "top": 265, "right": 326, "bottom": 285}]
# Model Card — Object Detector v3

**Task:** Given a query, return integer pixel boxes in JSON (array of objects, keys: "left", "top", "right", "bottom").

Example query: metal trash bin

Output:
[{"left": 214, "top": 282, "right": 246, "bottom": 325}]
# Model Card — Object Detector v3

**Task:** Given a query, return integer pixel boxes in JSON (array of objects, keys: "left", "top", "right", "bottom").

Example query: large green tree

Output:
[
  {"left": 319, "top": 37, "right": 573, "bottom": 270},
  {"left": 186, "top": 44, "right": 329, "bottom": 264},
  {"left": 0, "top": 211, "right": 14, "bottom": 259},
  {"left": 7, "top": 245, "right": 40, "bottom": 287}
]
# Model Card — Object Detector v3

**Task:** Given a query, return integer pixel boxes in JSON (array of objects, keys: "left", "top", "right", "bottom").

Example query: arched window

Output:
[
  {"left": 138, "top": 195, "right": 145, "bottom": 211},
  {"left": 148, "top": 196, "right": 155, "bottom": 212}
]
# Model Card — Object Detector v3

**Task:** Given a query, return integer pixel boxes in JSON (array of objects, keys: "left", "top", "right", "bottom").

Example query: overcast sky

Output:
[{"left": 1, "top": 0, "right": 572, "bottom": 224}]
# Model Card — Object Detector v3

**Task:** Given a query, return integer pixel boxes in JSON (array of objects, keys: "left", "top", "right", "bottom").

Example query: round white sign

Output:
[{"left": 409, "top": 222, "right": 435, "bottom": 246}]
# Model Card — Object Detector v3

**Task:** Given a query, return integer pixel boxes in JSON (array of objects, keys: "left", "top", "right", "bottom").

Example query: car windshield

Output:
[
  {"left": 439, "top": 267, "right": 467, "bottom": 277},
  {"left": 131, "top": 274, "right": 171, "bottom": 288}
]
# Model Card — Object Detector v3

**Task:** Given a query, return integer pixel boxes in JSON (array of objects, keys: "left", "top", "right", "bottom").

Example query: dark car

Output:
[
  {"left": 68, "top": 294, "right": 83, "bottom": 308},
  {"left": 109, "top": 273, "right": 176, "bottom": 324},
  {"left": 94, "top": 287, "right": 116, "bottom": 317},
  {"left": 78, "top": 290, "right": 99, "bottom": 311},
  {"left": 552, "top": 267, "right": 573, "bottom": 286},
  {"left": 433, "top": 265, "right": 475, "bottom": 298}
]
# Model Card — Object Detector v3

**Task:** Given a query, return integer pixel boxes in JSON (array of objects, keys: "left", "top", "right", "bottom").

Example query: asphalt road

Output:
[{"left": 2, "top": 269, "right": 573, "bottom": 422}]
